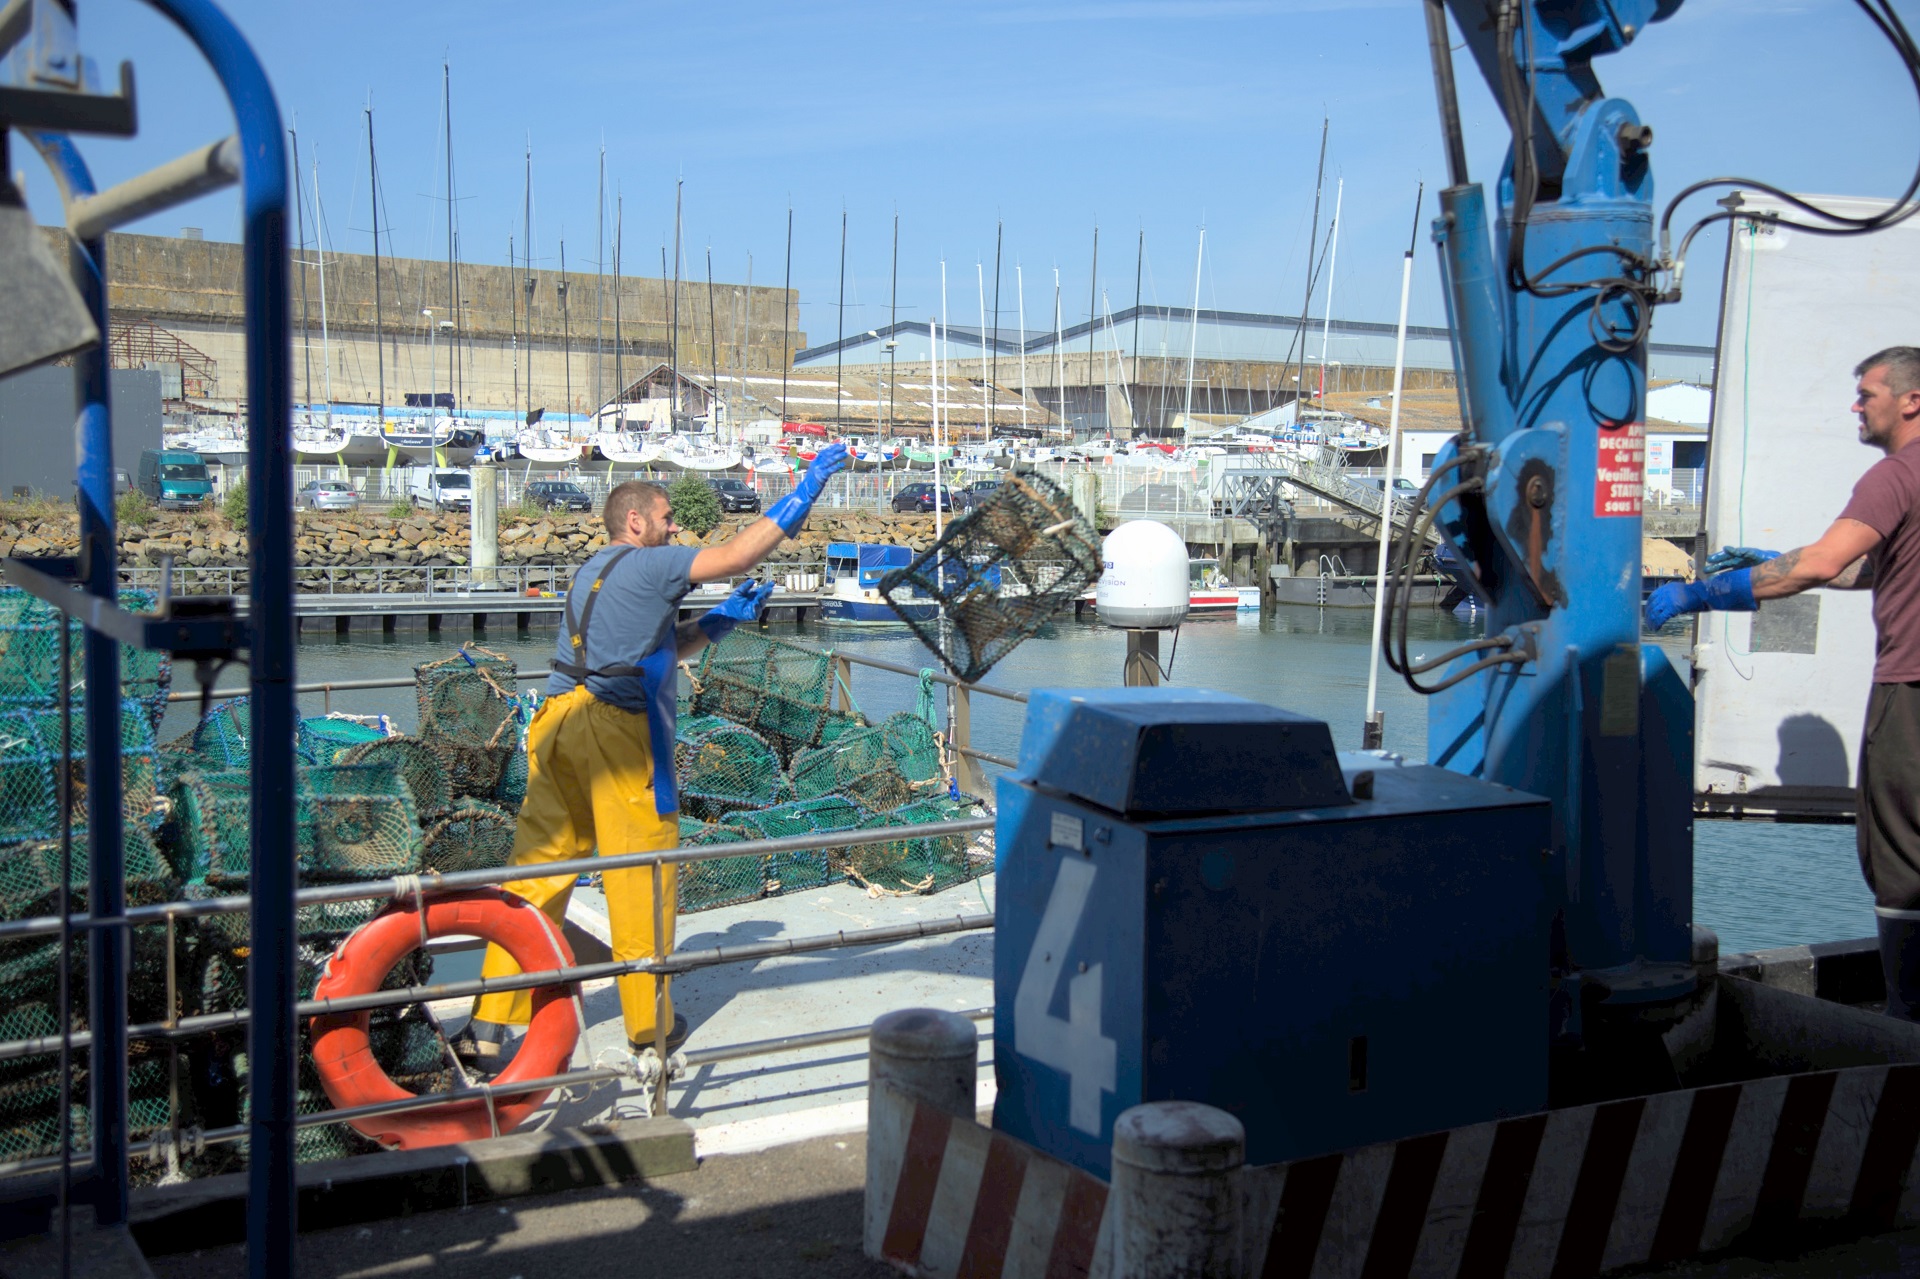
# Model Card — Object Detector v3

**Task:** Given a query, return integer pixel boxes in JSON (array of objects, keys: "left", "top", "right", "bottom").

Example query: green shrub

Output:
[
  {"left": 221, "top": 484, "right": 247, "bottom": 526},
  {"left": 387, "top": 499, "right": 414, "bottom": 519},
  {"left": 667, "top": 474, "right": 721, "bottom": 536},
  {"left": 116, "top": 489, "right": 154, "bottom": 525}
]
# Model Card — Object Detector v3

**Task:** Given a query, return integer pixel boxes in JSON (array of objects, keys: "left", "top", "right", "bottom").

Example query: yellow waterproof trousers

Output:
[{"left": 475, "top": 685, "right": 678, "bottom": 1044}]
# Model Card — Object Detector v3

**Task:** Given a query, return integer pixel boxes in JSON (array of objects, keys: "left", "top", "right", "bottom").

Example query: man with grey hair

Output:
[{"left": 1648, "top": 346, "right": 1920, "bottom": 1017}]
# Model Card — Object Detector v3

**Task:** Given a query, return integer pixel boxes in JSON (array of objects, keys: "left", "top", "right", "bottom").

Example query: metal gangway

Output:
[{"left": 1217, "top": 455, "right": 1441, "bottom": 544}]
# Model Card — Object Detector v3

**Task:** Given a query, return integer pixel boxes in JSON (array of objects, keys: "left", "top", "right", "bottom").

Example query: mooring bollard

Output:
[
  {"left": 866, "top": 1009, "right": 979, "bottom": 1262},
  {"left": 869, "top": 1008, "right": 977, "bottom": 1117},
  {"left": 1111, "top": 1101, "right": 1246, "bottom": 1279}
]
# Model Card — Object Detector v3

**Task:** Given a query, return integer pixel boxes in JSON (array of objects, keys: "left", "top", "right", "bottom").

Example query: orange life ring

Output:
[{"left": 309, "top": 888, "right": 579, "bottom": 1149}]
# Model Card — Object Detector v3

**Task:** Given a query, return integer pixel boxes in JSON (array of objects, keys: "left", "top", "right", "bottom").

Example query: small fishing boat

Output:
[{"left": 817, "top": 543, "right": 940, "bottom": 624}]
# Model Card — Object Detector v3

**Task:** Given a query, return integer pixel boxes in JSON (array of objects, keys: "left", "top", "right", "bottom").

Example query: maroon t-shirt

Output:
[{"left": 1838, "top": 443, "right": 1920, "bottom": 683}]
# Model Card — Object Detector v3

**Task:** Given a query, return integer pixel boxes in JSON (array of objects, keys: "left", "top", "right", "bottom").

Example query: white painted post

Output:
[
  {"left": 869, "top": 1008, "right": 977, "bottom": 1117},
  {"left": 470, "top": 461, "right": 499, "bottom": 586},
  {"left": 1110, "top": 1101, "right": 1246, "bottom": 1279}
]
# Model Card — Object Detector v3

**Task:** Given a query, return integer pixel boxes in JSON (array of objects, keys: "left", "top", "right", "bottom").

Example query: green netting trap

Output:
[
  {"left": 877, "top": 711, "right": 944, "bottom": 784},
  {"left": 301, "top": 764, "right": 424, "bottom": 881},
  {"left": 690, "top": 631, "right": 836, "bottom": 760},
  {"left": 416, "top": 646, "right": 519, "bottom": 748},
  {"left": 880, "top": 472, "right": 1101, "bottom": 682},
  {"left": 0, "top": 587, "right": 171, "bottom": 730},
  {"left": 0, "top": 704, "right": 157, "bottom": 844},
  {"left": 675, "top": 714, "right": 788, "bottom": 821},
  {"left": 0, "top": 825, "right": 177, "bottom": 1002},
  {"left": 337, "top": 736, "right": 452, "bottom": 814},
  {"left": 166, "top": 764, "right": 422, "bottom": 888},
  {"left": 421, "top": 798, "right": 517, "bottom": 873},
  {"left": 676, "top": 817, "right": 764, "bottom": 913},
  {"left": 838, "top": 797, "right": 990, "bottom": 895},
  {"left": 300, "top": 714, "right": 391, "bottom": 764},
  {"left": 789, "top": 724, "right": 929, "bottom": 811},
  {"left": 733, "top": 797, "right": 866, "bottom": 894}
]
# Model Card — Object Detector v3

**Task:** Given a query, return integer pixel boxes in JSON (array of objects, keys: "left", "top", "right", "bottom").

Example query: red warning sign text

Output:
[{"left": 1595, "top": 420, "right": 1645, "bottom": 518}]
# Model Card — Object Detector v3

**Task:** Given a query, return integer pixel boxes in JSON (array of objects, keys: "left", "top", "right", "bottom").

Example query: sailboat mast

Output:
[
  {"left": 887, "top": 213, "right": 898, "bottom": 434},
  {"left": 1318, "top": 178, "right": 1344, "bottom": 402},
  {"left": 706, "top": 245, "right": 720, "bottom": 433},
  {"left": 834, "top": 209, "right": 846, "bottom": 431},
  {"left": 975, "top": 262, "right": 988, "bottom": 441},
  {"left": 780, "top": 206, "right": 792, "bottom": 425},
  {"left": 444, "top": 63, "right": 456, "bottom": 411},
  {"left": 1085, "top": 227, "right": 1099, "bottom": 435},
  {"left": 1052, "top": 269, "right": 1064, "bottom": 437},
  {"left": 1016, "top": 264, "right": 1027, "bottom": 433},
  {"left": 989, "top": 221, "right": 1002, "bottom": 439},
  {"left": 367, "top": 103, "right": 384, "bottom": 429},
  {"left": 1289, "top": 117, "right": 1329, "bottom": 416},
  {"left": 671, "top": 179, "right": 682, "bottom": 423},
  {"left": 510, "top": 233, "right": 519, "bottom": 422},
  {"left": 290, "top": 124, "right": 311, "bottom": 410},
  {"left": 559, "top": 239, "right": 571, "bottom": 424},
  {"left": 313, "top": 149, "right": 332, "bottom": 408},
  {"left": 1131, "top": 229, "right": 1143, "bottom": 420},
  {"left": 1183, "top": 228, "right": 1204, "bottom": 429},
  {"left": 613, "top": 193, "right": 624, "bottom": 421},
  {"left": 523, "top": 142, "right": 533, "bottom": 425},
  {"left": 595, "top": 148, "right": 605, "bottom": 414}
]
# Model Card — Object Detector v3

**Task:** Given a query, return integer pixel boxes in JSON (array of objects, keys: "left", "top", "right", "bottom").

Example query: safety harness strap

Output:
[{"left": 551, "top": 546, "right": 640, "bottom": 681}]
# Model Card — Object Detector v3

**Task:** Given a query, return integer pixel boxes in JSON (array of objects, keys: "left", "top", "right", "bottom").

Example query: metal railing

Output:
[{"left": 0, "top": 637, "right": 1024, "bottom": 1182}]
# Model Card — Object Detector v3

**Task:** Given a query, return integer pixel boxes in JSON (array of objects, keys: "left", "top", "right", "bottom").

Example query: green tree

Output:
[
  {"left": 667, "top": 474, "right": 721, "bottom": 536},
  {"left": 222, "top": 483, "right": 247, "bottom": 526}
]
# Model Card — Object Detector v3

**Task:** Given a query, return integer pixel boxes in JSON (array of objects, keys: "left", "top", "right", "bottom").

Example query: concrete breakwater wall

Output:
[{"left": 0, "top": 505, "right": 943, "bottom": 576}]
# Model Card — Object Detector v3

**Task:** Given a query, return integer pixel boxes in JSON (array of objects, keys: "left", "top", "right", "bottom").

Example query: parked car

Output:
[
  {"left": 296, "top": 479, "right": 359, "bottom": 511},
  {"left": 707, "top": 476, "right": 762, "bottom": 514},
  {"left": 956, "top": 478, "right": 1003, "bottom": 511},
  {"left": 113, "top": 468, "right": 131, "bottom": 496},
  {"left": 1352, "top": 476, "right": 1419, "bottom": 497},
  {"left": 410, "top": 469, "right": 472, "bottom": 512},
  {"left": 136, "top": 448, "right": 212, "bottom": 510},
  {"left": 891, "top": 481, "right": 963, "bottom": 514},
  {"left": 525, "top": 479, "right": 592, "bottom": 512}
]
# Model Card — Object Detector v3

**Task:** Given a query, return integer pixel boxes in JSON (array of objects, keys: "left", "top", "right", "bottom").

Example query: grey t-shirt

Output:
[{"left": 548, "top": 543, "right": 701, "bottom": 712}]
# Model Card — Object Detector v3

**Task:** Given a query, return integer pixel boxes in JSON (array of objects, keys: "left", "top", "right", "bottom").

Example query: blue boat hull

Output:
[{"left": 818, "top": 597, "right": 938, "bottom": 624}]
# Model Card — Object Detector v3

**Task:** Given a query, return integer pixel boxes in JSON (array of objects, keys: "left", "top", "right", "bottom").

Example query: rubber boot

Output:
[
  {"left": 451, "top": 1017, "right": 515, "bottom": 1079},
  {"left": 1877, "top": 914, "right": 1920, "bottom": 1022}
]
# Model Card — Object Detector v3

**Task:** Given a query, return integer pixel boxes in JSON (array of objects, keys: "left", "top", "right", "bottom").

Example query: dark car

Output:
[
  {"left": 525, "top": 479, "right": 593, "bottom": 512},
  {"left": 891, "top": 481, "right": 962, "bottom": 514},
  {"left": 708, "top": 476, "right": 762, "bottom": 514}
]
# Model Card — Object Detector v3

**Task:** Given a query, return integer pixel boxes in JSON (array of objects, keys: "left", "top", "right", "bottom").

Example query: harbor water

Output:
[{"left": 189, "top": 603, "right": 1873, "bottom": 957}]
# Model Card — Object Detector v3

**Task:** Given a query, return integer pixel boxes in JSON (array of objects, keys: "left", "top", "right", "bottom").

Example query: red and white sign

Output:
[{"left": 1596, "top": 419, "right": 1646, "bottom": 518}]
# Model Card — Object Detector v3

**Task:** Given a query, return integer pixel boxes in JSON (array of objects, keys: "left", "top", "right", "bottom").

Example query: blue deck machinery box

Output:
[{"left": 992, "top": 688, "right": 1557, "bottom": 1178}]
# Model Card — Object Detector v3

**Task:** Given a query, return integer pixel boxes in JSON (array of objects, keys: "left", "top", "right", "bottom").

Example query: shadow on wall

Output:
[{"left": 1776, "top": 713, "right": 1851, "bottom": 789}]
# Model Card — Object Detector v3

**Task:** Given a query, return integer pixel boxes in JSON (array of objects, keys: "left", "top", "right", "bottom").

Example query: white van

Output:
[{"left": 410, "top": 469, "right": 472, "bottom": 512}]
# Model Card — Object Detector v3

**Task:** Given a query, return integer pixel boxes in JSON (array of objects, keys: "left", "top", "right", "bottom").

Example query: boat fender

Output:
[{"left": 310, "top": 888, "right": 579, "bottom": 1150}]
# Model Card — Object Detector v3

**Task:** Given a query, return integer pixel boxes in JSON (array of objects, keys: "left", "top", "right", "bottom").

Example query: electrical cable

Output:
[{"left": 1657, "top": 0, "right": 1920, "bottom": 300}]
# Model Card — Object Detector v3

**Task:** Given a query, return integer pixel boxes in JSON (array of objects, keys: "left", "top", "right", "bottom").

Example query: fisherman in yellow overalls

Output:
[{"left": 455, "top": 446, "right": 850, "bottom": 1072}]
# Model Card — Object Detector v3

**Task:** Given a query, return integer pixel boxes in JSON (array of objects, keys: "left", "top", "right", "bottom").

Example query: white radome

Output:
[{"left": 1097, "top": 520, "right": 1191, "bottom": 629}]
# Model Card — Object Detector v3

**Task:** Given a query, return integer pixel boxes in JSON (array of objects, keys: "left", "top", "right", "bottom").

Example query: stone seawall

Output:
[{"left": 0, "top": 505, "right": 942, "bottom": 576}]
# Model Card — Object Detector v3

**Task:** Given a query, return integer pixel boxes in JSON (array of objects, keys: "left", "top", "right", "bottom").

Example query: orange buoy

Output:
[{"left": 309, "top": 889, "right": 579, "bottom": 1149}]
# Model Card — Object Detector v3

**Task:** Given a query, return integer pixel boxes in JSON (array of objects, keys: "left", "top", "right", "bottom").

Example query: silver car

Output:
[{"left": 297, "top": 480, "right": 359, "bottom": 511}]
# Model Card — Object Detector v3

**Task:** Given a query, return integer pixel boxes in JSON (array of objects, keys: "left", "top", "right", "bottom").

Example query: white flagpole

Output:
[{"left": 1364, "top": 184, "right": 1424, "bottom": 749}]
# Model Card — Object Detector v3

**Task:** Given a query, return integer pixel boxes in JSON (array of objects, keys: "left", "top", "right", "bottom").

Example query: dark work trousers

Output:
[{"left": 1859, "top": 681, "right": 1920, "bottom": 1020}]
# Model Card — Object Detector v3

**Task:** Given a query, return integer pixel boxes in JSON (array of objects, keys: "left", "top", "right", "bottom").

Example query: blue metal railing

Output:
[{"left": 13, "top": 4, "right": 295, "bottom": 1274}]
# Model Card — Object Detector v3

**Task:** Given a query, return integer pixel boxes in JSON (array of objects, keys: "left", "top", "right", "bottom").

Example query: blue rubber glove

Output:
[
  {"left": 766, "top": 442, "right": 851, "bottom": 535},
  {"left": 698, "top": 580, "right": 775, "bottom": 643},
  {"left": 1703, "top": 546, "right": 1780, "bottom": 575},
  {"left": 1645, "top": 567, "right": 1759, "bottom": 628}
]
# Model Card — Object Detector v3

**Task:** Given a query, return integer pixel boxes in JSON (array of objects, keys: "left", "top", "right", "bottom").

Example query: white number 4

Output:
[{"left": 1014, "top": 856, "right": 1117, "bottom": 1135}]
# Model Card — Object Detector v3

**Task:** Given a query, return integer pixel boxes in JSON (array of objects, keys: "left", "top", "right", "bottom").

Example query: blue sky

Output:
[{"left": 25, "top": 0, "right": 1918, "bottom": 351}]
